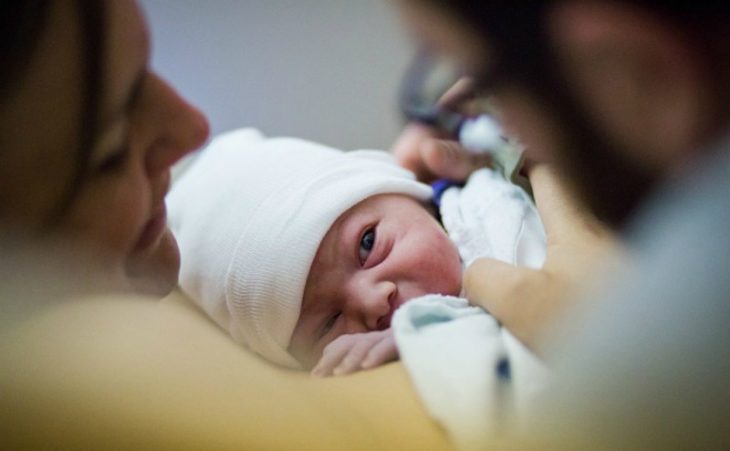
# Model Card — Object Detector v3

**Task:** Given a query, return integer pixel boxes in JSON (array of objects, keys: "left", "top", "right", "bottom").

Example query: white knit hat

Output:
[{"left": 167, "top": 128, "right": 432, "bottom": 368}]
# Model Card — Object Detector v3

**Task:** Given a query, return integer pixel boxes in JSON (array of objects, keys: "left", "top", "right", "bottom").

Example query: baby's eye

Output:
[
  {"left": 358, "top": 228, "right": 376, "bottom": 265},
  {"left": 321, "top": 312, "right": 341, "bottom": 338}
]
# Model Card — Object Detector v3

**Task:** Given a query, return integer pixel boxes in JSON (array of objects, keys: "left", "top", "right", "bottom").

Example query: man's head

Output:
[
  {"left": 396, "top": 1, "right": 730, "bottom": 228},
  {"left": 169, "top": 129, "right": 450, "bottom": 368}
]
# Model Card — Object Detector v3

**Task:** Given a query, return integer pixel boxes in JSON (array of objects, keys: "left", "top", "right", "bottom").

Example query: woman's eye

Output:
[
  {"left": 358, "top": 228, "right": 376, "bottom": 265},
  {"left": 96, "top": 143, "right": 130, "bottom": 174}
]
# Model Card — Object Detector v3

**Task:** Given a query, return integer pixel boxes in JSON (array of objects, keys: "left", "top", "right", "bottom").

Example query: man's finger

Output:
[
  {"left": 421, "top": 139, "right": 492, "bottom": 182},
  {"left": 464, "top": 257, "right": 550, "bottom": 352},
  {"left": 391, "top": 123, "right": 448, "bottom": 183},
  {"left": 529, "top": 165, "right": 601, "bottom": 244},
  {"left": 464, "top": 258, "right": 541, "bottom": 312}
]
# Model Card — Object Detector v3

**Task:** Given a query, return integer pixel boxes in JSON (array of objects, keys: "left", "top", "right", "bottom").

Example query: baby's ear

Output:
[{"left": 348, "top": 149, "right": 400, "bottom": 166}]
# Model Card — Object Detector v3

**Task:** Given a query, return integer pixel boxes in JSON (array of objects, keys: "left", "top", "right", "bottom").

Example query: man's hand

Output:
[
  {"left": 464, "top": 165, "right": 623, "bottom": 355},
  {"left": 392, "top": 76, "right": 495, "bottom": 183},
  {"left": 311, "top": 329, "right": 398, "bottom": 377},
  {"left": 391, "top": 123, "right": 492, "bottom": 184}
]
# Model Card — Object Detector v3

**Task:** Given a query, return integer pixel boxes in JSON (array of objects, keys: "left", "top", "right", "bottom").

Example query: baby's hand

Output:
[{"left": 311, "top": 329, "right": 398, "bottom": 377}]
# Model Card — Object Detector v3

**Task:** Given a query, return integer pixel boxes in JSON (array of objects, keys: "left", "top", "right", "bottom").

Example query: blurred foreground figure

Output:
[
  {"left": 396, "top": 1, "right": 730, "bottom": 447},
  {"left": 0, "top": 1, "right": 209, "bottom": 297}
]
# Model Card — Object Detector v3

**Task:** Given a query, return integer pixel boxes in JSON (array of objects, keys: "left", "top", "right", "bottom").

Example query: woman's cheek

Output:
[{"left": 68, "top": 175, "right": 149, "bottom": 264}]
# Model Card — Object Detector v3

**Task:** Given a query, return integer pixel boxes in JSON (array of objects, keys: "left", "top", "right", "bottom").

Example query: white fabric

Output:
[
  {"left": 393, "top": 169, "right": 548, "bottom": 449},
  {"left": 167, "top": 128, "right": 432, "bottom": 368},
  {"left": 440, "top": 168, "right": 546, "bottom": 268}
]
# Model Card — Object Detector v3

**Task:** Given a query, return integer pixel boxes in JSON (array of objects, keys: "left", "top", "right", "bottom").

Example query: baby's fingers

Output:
[
  {"left": 332, "top": 339, "right": 376, "bottom": 376},
  {"left": 311, "top": 337, "right": 354, "bottom": 377},
  {"left": 361, "top": 334, "right": 398, "bottom": 369}
]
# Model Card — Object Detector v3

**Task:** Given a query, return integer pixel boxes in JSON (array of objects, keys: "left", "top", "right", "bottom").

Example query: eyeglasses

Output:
[
  {"left": 399, "top": 50, "right": 529, "bottom": 191},
  {"left": 400, "top": 51, "right": 497, "bottom": 126},
  {"left": 399, "top": 49, "right": 520, "bottom": 149},
  {"left": 398, "top": 0, "right": 559, "bottom": 136},
  {"left": 399, "top": 51, "right": 464, "bottom": 133}
]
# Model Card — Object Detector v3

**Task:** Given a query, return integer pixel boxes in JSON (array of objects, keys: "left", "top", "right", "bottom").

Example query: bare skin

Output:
[
  {"left": 0, "top": 0, "right": 209, "bottom": 296},
  {"left": 465, "top": 165, "right": 621, "bottom": 356}
]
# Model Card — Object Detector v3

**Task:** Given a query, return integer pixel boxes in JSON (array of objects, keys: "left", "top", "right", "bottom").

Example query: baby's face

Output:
[{"left": 289, "top": 193, "right": 462, "bottom": 368}]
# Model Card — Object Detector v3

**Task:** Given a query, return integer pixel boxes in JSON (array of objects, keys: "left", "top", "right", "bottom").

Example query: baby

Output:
[{"left": 168, "top": 128, "right": 544, "bottom": 376}]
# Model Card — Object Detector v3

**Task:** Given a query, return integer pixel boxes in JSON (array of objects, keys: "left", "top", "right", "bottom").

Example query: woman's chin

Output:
[{"left": 125, "top": 228, "right": 181, "bottom": 296}]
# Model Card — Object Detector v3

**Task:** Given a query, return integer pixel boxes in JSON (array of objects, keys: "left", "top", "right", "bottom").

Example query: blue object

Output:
[
  {"left": 431, "top": 179, "right": 463, "bottom": 209},
  {"left": 496, "top": 357, "right": 511, "bottom": 381}
]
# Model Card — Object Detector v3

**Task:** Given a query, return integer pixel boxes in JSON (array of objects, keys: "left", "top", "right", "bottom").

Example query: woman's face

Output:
[{"left": 0, "top": 0, "right": 209, "bottom": 295}]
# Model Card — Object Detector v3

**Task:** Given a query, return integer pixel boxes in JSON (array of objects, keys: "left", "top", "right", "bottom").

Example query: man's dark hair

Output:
[{"left": 432, "top": 1, "right": 730, "bottom": 228}]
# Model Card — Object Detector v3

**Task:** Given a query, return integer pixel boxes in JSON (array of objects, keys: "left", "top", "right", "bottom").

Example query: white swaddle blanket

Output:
[{"left": 392, "top": 168, "right": 549, "bottom": 449}]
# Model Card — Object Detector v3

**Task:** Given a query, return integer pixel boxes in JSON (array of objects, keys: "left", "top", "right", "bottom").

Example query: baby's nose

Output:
[{"left": 350, "top": 280, "right": 396, "bottom": 331}]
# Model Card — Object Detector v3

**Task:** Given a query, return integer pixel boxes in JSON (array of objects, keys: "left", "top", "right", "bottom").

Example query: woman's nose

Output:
[{"left": 143, "top": 73, "right": 210, "bottom": 176}]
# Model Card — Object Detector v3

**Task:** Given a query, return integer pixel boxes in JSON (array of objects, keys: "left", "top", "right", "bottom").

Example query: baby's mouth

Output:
[{"left": 377, "top": 296, "right": 406, "bottom": 330}]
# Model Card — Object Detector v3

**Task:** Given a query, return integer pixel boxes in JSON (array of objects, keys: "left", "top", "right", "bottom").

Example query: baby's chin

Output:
[{"left": 125, "top": 228, "right": 181, "bottom": 296}]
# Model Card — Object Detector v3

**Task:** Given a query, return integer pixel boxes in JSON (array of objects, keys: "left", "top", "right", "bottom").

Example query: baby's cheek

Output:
[
  {"left": 439, "top": 236, "right": 464, "bottom": 295},
  {"left": 443, "top": 258, "right": 464, "bottom": 296},
  {"left": 420, "top": 234, "right": 463, "bottom": 296}
]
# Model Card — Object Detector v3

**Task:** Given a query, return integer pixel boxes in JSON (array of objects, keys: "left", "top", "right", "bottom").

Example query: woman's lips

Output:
[{"left": 134, "top": 204, "right": 168, "bottom": 252}]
